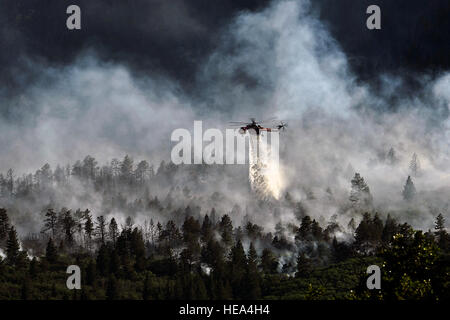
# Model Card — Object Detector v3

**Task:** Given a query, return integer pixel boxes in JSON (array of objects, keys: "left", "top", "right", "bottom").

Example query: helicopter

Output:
[{"left": 229, "top": 118, "right": 287, "bottom": 135}]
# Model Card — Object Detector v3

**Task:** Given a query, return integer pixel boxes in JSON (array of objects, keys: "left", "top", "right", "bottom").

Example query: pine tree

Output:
[
  {"left": 62, "top": 210, "right": 76, "bottom": 246},
  {"left": 109, "top": 218, "right": 119, "bottom": 245},
  {"left": 434, "top": 213, "right": 445, "bottom": 232},
  {"left": 45, "top": 237, "right": 58, "bottom": 263},
  {"left": 160, "top": 220, "right": 182, "bottom": 249},
  {"left": 135, "top": 160, "right": 150, "bottom": 185},
  {"left": 84, "top": 210, "right": 94, "bottom": 249},
  {"left": 0, "top": 208, "right": 10, "bottom": 245},
  {"left": 372, "top": 213, "right": 384, "bottom": 242},
  {"left": 296, "top": 252, "right": 311, "bottom": 278},
  {"left": 201, "top": 239, "right": 224, "bottom": 271},
  {"left": 96, "top": 244, "right": 110, "bottom": 276},
  {"left": 29, "top": 257, "right": 38, "bottom": 278},
  {"left": 402, "top": 176, "right": 416, "bottom": 201},
  {"left": 311, "top": 219, "right": 323, "bottom": 241},
  {"left": 354, "top": 212, "right": 372, "bottom": 252},
  {"left": 247, "top": 242, "right": 259, "bottom": 267},
  {"left": 260, "top": 248, "right": 278, "bottom": 274},
  {"left": 6, "top": 227, "right": 20, "bottom": 265},
  {"left": 43, "top": 209, "right": 58, "bottom": 239},
  {"left": 182, "top": 215, "right": 201, "bottom": 245},
  {"left": 244, "top": 242, "right": 261, "bottom": 299},
  {"left": 349, "top": 173, "right": 373, "bottom": 206},
  {"left": 201, "top": 214, "right": 213, "bottom": 242},
  {"left": 219, "top": 215, "right": 233, "bottom": 247},
  {"left": 96, "top": 216, "right": 107, "bottom": 244},
  {"left": 230, "top": 240, "right": 247, "bottom": 272},
  {"left": 382, "top": 214, "right": 398, "bottom": 243},
  {"left": 131, "top": 227, "right": 146, "bottom": 272},
  {"left": 296, "top": 215, "right": 312, "bottom": 241},
  {"left": 228, "top": 240, "right": 247, "bottom": 299},
  {"left": 120, "top": 155, "right": 134, "bottom": 184},
  {"left": 434, "top": 213, "right": 448, "bottom": 249}
]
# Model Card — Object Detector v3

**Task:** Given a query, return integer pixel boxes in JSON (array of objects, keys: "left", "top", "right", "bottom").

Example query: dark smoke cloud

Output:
[
  {"left": 314, "top": 1, "right": 450, "bottom": 86},
  {"left": 0, "top": 0, "right": 270, "bottom": 101},
  {"left": 1, "top": 0, "right": 450, "bottom": 103}
]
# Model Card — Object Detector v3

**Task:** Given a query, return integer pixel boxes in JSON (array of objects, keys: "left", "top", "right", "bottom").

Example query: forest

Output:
[{"left": 0, "top": 154, "right": 448, "bottom": 300}]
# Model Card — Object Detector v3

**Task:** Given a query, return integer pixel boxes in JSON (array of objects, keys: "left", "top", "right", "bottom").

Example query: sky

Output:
[{"left": 1, "top": 0, "right": 450, "bottom": 95}]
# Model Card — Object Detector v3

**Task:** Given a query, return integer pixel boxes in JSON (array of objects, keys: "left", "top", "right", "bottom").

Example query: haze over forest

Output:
[
  {"left": 0, "top": 0, "right": 448, "bottom": 235},
  {"left": 0, "top": 0, "right": 450, "bottom": 297}
]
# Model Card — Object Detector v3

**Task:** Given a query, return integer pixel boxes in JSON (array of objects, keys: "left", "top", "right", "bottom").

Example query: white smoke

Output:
[{"left": 249, "top": 131, "right": 283, "bottom": 200}]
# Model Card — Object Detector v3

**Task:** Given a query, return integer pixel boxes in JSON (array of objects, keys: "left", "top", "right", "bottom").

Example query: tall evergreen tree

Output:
[
  {"left": 434, "top": 213, "right": 445, "bottom": 233},
  {"left": 402, "top": 176, "right": 416, "bottom": 201},
  {"left": 244, "top": 242, "right": 261, "bottom": 299},
  {"left": 311, "top": 219, "right": 323, "bottom": 241},
  {"left": 260, "top": 248, "right": 278, "bottom": 274},
  {"left": 96, "top": 244, "right": 110, "bottom": 276},
  {"left": 120, "top": 155, "right": 134, "bottom": 184},
  {"left": 62, "top": 210, "right": 76, "bottom": 246},
  {"left": 84, "top": 210, "right": 94, "bottom": 249},
  {"left": 109, "top": 218, "right": 119, "bottom": 245},
  {"left": 45, "top": 237, "right": 58, "bottom": 263},
  {"left": 354, "top": 212, "right": 372, "bottom": 252},
  {"left": 6, "top": 227, "right": 20, "bottom": 266},
  {"left": 296, "top": 252, "right": 311, "bottom": 278},
  {"left": 201, "top": 214, "right": 213, "bottom": 242},
  {"left": 96, "top": 216, "right": 107, "bottom": 244},
  {"left": 349, "top": 173, "right": 373, "bottom": 206},
  {"left": 382, "top": 214, "right": 398, "bottom": 243},
  {"left": 296, "top": 215, "right": 312, "bottom": 241},
  {"left": 229, "top": 240, "right": 247, "bottom": 299},
  {"left": 434, "top": 213, "right": 449, "bottom": 249},
  {"left": 219, "top": 215, "right": 233, "bottom": 247},
  {"left": 372, "top": 213, "right": 384, "bottom": 242},
  {"left": 0, "top": 208, "right": 10, "bottom": 245},
  {"left": 43, "top": 209, "right": 58, "bottom": 239}
]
